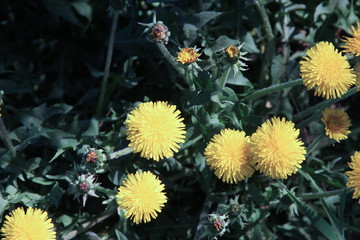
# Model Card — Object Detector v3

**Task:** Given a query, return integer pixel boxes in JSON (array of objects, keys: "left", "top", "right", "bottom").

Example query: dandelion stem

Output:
[
  {"left": 193, "top": 196, "right": 212, "bottom": 240},
  {"left": 156, "top": 42, "right": 186, "bottom": 78},
  {"left": 255, "top": 0, "right": 275, "bottom": 87},
  {"left": 61, "top": 208, "right": 116, "bottom": 240},
  {"left": 108, "top": 147, "right": 134, "bottom": 159},
  {"left": 306, "top": 133, "right": 323, "bottom": 157},
  {"left": 244, "top": 78, "right": 303, "bottom": 101},
  {"left": 294, "top": 87, "right": 358, "bottom": 122},
  {"left": 0, "top": 117, "right": 16, "bottom": 158},
  {"left": 298, "top": 189, "right": 349, "bottom": 200},
  {"left": 96, "top": 11, "right": 119, "bottom": 116},
  {"left": 220, "top": 67, "right": 231, "bottom": 89}
]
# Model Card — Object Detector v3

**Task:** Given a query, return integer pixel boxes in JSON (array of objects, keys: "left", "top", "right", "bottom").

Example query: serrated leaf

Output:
[{"left": 277, "top": 180, "right": 338, "bottom": 240}]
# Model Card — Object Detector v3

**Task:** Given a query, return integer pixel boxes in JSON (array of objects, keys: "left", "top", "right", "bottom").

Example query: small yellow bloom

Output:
[
  {"left": 225, "top": 44, "right": 239, "bottom": 59},
  {"left": 250, "top": 117, "right": 306, "bottom": 179},
  {"left": 126, "top": 101, "right": 186, "bottom": 161},
  {"left": 1, "top": 207, "right": 56, "bottom": 240},
  {"left": 177, "top": 48, "right": 199, "bottom": 64},
  {"left": 116, "top": 171, "right": 167, "bottom": 224},
  {"left": 204, "top": 129, "right": 254, "bottom": 184},
  {"left": 354, "top": 64, "right": 360, "bottom": 91},
  {"left": 342, "top": 21, "right": 360, "bottom": 56},
  {"left": 321, "top": 107, "right": 351, "bottom": 141},
  {"left": 346, "top": 151, "right": 360, "bottom": 203},
  {"left": 300, "top": 41, "right": 356, "bottom": 99}
]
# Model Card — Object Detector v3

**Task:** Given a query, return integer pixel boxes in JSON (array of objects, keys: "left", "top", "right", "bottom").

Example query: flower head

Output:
[
  {"left": 321, "top": 107, "right": 351, "bottom": 141},
  {"left": 82, "top": 148, "right": 107, "bottom": 171},
  {"left": 116, "top": 171, "right": 167, "bottom": 224},
  {"left": 203, "top": 213, "right": 229, "bottom": 238},
  {"left": 1, "top": 207, "right": 56, "bottom": 240},
  {"left": 138, "top": 13, "right": 170, "bottom": 44},
  {"left": 204, "top": 129, "right": 254, "bottom": 184},
  {"left": 226, "top": 44, "right": 239, "bottom": 59},
  {"left": 250, "top": 117, "right": 306, "bottom": 179},
  {"left": 342, "top": 22, "right": 360, "bottom": 56},
  {"left": 126, "top": 101, "right": 186, "bottom": 161},
  {"left": 300, "top": 41, "right": 356, "bottom": 99},
  {"left": 346, "top": 151, "right": 360, "bottom": 203},
  {"left": 177, "top": 48, "right": 199, "bottom": 64},
  {"left": 68, "top": 173, "right": 100, "bottom": 207}
]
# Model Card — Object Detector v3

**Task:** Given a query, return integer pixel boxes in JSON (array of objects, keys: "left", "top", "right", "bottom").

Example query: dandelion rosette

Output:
[
  {"left": 321, "top": 107, "right": 351, "bottom": 141},
  {"left": 346, "top": 151, "right": 360, "bottom": 203},
  {"left": 204, "top": 129, "right": 254, "bottom": 184},
  {"left": 126, "top": 101, "right": 186, "bottom": 161},
  {"left": 116, "top": 171, "right": 167, "bottom": 224},
  {"left": 177, "top": 48, "right": 199, "bottom": 64},
  {"left": 250, "top": 117, "right": 306, "bottom": 179},
  {"left": 300, "top": 41, "right": 356, "bottom": 99},
  {"left": 342, "top": 21, "right": 360, "bottom": 56},
  {"left": 1, "top": 207, "right": 56, "bottom": 240}
]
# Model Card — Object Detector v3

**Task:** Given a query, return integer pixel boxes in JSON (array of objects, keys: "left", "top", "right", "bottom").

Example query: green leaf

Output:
[
  {"left": 115, "top": 229, "right": 128, "bottom": 240},
  {"left": 191, "top": 11, "right": 222, "bottom": 28},
  {"left": 226, "top": 71, "right": 253, "bottom": 87},
  {"left": 210, "top": 35, "right": 238, "bottom": 52},
  {"left": 0, "top": 192, "right": 9, "bottom": 219},
  {"left": 81, "top": 117, "right": 99, "bottom": 138},
  {"left": 71, "top": 2, "right": 92, "bottom": 23},
  {"left": 59, "top": 214, "right": 73, "bottom": 227},
  {"left": 277, "top": 180, "right": 338, "bottom": 240},
  {"left": 48, "top": 183, "right": 64, "bottom": 208}
]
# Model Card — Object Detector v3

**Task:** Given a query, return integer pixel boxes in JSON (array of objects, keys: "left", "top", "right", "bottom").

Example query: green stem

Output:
[
  {"left": 294, "top": 87, "right": 358, "bottom": 122},
  {"left": 295, "top": 87, "right": 358, "bottom": 129},
  {"left": 298, "top": 189, "right": 349, "bottom": 200},
  {"left": 96, "top": 11, "right": 119, "bottom": 116},
  {"left": 0, "top": 117, "right": 16, "bottom": 158},
  {"left": 108, "top": 147, "right": 133, "bottom": 159},
  {"left": 255, "top": 0, "right": 275, "bottom": 87},
  {"left": 156, "top": 42, "right": 186, "bottom": 78},
  {"left": 61, "top": 208, "right": 116, "bottom": 240},
  {"left": 220, "top": 67, "right": 231, "bottom": 89},
  {"left": 306, "top": 133, "right": 323, "bottom": 157},
  {"left": 244, "top": 78, "right": 303, "bottom": 101}
]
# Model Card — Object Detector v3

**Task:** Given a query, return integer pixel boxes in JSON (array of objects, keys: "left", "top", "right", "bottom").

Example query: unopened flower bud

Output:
[
  {"left": 79, "top": 182, "right": 90, "bottom": 192},
  {"left": 150, "top": 22, "right": 170, "bottom": 44},
  {"left": 86, "top": 151, "right": 98, "bottom": 163}
]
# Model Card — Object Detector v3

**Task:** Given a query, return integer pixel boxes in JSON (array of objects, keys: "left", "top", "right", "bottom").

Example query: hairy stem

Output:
[
  {"left": 156, "top": 42, "right": 186, "bottom": 78},
  {"left": 244, "top": 78, "right": 303, "bottom": 101},
  {"left": 61, "top": 208, "right": 116, "bottom": 240},
  {"left": 108, "top": 147, "right": 134, "bottom": 159}
]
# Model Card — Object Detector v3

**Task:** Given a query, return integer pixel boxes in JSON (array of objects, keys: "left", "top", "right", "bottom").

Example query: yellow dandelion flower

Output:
[
  {"left": 204, "top": 129, "right": 254, "bottom": 184},
  {"left": 346, "top": 151, "right": 360, "bottom": 203},
  {"left": 225, "top": 44, "right": 239, "bottom": 59},
  {"left": 250, "top": 117, "right": 306, "bottom": 179},
  {"left": 177, "top": 48, "right": 199, "bottom": 64},
  {"left": 126, "top": 101, "right": 186, "bottom": 161},
  {"left": 321, "top": 107, "right": 351, "bottom": 141},
  {"left": 1, "top": 207, "right": 56, "bottom": 240},
  {"left": 354, "top": 64, "right": 360, "bottom": 91},
  {"left": 342, "top": 22, "right": 360, "bottom": 56},
  {"left": 300, "top": 41, "right": 356, "bottom": 99},
  {"left": 116, "top": 171, "right": 167, "bottom": 224}
]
